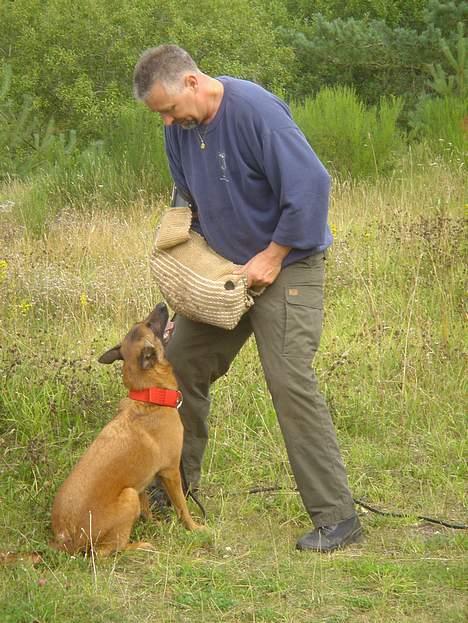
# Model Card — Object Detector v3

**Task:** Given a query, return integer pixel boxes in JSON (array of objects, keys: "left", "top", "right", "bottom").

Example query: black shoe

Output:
[
  {"left": 146, "top": 476, "right": 200, "bottom": 517},
  {"left": 296, "top": 515, "right": 363, "bottom": 552},
  {"left": 147, "top": 478, "right": 172, "bottom": 518}
]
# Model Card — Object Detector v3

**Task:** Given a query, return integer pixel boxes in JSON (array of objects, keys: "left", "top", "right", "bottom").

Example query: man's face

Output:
[{"left": 144, "top": 78, "right": 201, "bottom": 128}]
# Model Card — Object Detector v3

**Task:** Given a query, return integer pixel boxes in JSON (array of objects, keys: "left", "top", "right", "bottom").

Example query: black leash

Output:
[
  {"left": 352, "top": 497, "right": 468, "bottom": 530},
  {"left": 165, "top": 311, "right": 466, "bottom": 530},
  {"left": 153, "top": 475, "right": 466, "bottom": 529},
  {"left": 245, "top": 486, "right": 467, "bottom": 530},
  {"left": 180, "top": 459, "right": 207, "bottom": 520}
]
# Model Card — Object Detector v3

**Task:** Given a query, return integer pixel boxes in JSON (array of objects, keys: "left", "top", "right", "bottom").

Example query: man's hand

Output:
[{"left": 234, "top": 242, "right": 291, "bottom": 288}]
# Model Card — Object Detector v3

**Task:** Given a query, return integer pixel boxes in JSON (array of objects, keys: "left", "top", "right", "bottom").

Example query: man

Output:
[{"left": 133, "top": 44, "right": 362, "bottom": 552}]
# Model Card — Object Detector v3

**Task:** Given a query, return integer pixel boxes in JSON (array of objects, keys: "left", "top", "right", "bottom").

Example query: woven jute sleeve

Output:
[
  {"left": 150, "top": 229, "right": 260, "bottom": 330},
  {"left": 155, "top": 207, "right": 192, "bottom": 250}
]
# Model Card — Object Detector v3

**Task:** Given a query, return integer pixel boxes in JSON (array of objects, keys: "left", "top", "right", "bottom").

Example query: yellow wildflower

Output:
[
  {"left": 19, "top": 300, "right": 33, "bottom": 315},
  {"left": 0, "top": 259, "right": 8, "bottom": 283},
  {"left": 80, "top": 292, "right": 88, "bottom": 308}
]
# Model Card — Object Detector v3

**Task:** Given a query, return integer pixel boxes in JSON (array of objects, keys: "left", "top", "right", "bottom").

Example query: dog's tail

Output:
[{"left": 0, "top": 551, "right": 43, "bottom": 565}]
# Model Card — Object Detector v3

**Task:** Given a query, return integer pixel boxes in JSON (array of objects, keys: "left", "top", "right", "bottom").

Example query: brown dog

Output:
[{"left": 50, "top": 302, "right": 203, "bottom": 557}]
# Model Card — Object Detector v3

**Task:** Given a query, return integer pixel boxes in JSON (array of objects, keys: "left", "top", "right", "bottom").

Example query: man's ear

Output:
[
  {"left": 139, "top": 340, "right": 158, "bottom": 370},
  {"left": 98, "top": 345, "right": 123, "bottom": 364},
  {"left": 185, "top": 73, "right": 199, "bottom": 91}
]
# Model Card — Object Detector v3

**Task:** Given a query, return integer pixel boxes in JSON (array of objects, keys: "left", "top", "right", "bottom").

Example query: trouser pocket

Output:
[{"left": 282, "top": 284, "right": 324, "bottom": 358}]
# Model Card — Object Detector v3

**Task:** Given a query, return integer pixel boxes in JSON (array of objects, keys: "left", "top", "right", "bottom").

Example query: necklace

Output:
[{"left": 195, "top": 126, "right": 207, "bottom": 150}]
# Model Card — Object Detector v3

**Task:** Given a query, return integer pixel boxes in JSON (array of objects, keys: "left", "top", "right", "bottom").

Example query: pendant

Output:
[{"left": 196, "top": 127, "right": 207, "bottom": 150}]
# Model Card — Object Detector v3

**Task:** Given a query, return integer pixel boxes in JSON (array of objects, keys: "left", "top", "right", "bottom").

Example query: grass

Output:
[{"left": 0, "top": 156, "right": 466, "bottom": 621}]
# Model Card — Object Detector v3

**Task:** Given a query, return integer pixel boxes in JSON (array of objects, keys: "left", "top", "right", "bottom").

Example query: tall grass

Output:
[
  {"left": 1, "top": 103, "right": 171, "bottom": 234},
  {"left": 0, "top": 160, "right": 465, "bottom": 621},
  {"left": 409, "top": 95, "right": 467, "bottom": 161}
]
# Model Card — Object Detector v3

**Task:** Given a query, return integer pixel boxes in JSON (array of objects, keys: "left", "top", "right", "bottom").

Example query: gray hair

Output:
[{"left": 133, "top": 45, "right": 200, "bottom": 100}]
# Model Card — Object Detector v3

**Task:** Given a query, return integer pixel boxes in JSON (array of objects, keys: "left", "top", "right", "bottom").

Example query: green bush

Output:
[
  {"left": 15, "top": 105, "right": 172, "bottom": 234},
  {"left": 425, "top": 0, "right": 468, "bottom": 39},
  {"left": 0, "top": 0, "right": 293, "bottom": 139},
  {"left": 292, "top": 87, "right": 403, "bottom": 178},
  {"left": 280, "top": 1, "right": 467, "bottom": 107},
  {"left": 286, "top": 0, "right": 429, "bottom": 29},
  {"left": 409, "top": 95, "right": 467, "bottom": 161},
  {"left": 0, "top": 55, "right": 175, "bottom": 234},
  {"left": 0, "top": 64, "right": 78, "bottom": 180}
]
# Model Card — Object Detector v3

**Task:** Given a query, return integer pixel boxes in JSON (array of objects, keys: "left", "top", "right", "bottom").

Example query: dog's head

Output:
[{"left": 98, "top": 303, "right": 170, "bottom": 379}]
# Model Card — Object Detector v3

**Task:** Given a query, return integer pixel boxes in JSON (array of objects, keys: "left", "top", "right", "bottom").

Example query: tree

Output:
[
  {"left": 0, "top": 0, "right": 294, "bottom": 137},
  {"left": 279, "top": 1, "right": 468, "bottom": 106},
  {"left": 285, "top": 0, "right": 429, "bottom": 29}
]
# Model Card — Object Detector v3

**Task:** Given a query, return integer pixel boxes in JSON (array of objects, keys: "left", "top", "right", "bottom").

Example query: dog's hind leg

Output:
[
  {"left": 94, "top": 487, "right": 153, "bottom": 556},
  {"left": 159, "top": 468, "right": 204, "bottom": 531},
  {"left": 139, "top": 491, "right": 152, "bottom": 521}
]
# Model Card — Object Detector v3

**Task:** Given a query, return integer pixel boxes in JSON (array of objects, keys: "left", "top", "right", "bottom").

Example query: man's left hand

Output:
[{"left": 234, "top": 242, "right": 291, "bottom": 288}]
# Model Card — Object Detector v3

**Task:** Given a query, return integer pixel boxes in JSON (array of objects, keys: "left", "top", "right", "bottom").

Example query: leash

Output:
[
  {"left": 352, "top": 497, "right": 467, "bottom": 530},
  {"left": 180, "top": 459, "right": 207, "bottom": 520},
  {"left": 244, "top": 486, "right": 467, "bottom": 530},
  {"left": 162, "top": 320, "right": 465, "bottom": 530}
]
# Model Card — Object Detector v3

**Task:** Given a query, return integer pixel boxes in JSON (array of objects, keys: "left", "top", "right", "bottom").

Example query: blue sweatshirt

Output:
[{"left": 164, "top": 77, "right": 333, "bottom": 266}]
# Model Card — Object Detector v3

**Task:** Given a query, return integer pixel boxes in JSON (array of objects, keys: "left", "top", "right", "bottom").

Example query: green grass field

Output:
[{"left": 0, "top": 159, "right": 466, "bottom": 622}]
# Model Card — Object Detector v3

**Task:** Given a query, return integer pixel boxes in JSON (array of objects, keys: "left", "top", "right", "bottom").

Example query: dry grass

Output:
[{"left": 0, "top": 161, "right": 466, "bottom": 622}]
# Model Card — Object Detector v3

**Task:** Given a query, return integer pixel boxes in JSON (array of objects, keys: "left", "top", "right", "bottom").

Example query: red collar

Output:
[{"left": 128, "top": 387, "right": 182, "bottom": 408}]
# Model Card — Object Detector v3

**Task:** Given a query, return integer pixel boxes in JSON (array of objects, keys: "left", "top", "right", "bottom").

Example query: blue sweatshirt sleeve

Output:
[
  {"left": 164, "top": 129, "right": 191, "bottom": 200},
  {"left": 261, "top": 127, "right": 331, "bottom": 250}
]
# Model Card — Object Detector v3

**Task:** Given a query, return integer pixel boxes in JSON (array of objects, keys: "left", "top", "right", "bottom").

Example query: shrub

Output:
[
  {"left": 0, "top": 0, "right": 294, "bottom": 138},
  {"left": 280, "top": 1, "right": 467, "bottom": 106},
  {"left": 286, "top": 0, "right": 428, "bottom": 29},
  {"left": 409, "top": 96, "right": 467, "bottom": 161},
  {"left": 0, "top": 64, "right": 78, "bottom": 180},
  {"left": 14, "top": 105, "right": 172, "bottom": 235},
  {"left": 292, "top": 86, "right": 403, "bottom": 178}
]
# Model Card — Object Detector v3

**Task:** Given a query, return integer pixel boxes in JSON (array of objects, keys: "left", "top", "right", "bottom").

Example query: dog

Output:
[{"left": 50, "top": 302, "right": 203, "bottom": 557}]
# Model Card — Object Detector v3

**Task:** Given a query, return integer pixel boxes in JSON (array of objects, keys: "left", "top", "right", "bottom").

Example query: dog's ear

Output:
[
  {"left": 98, "top": 345, "right": 123, "bottom": 364},
  {"left": 139, "top": 340, "right": 158, "bottom": 370}
]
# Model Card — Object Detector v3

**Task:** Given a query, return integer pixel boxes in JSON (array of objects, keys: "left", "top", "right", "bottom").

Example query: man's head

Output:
[
  {"left": 133, "top": 45, "right": 199, "bottom": 100},
  {"left": 133, "top": 45, "right": 222, "bottom": 128}
]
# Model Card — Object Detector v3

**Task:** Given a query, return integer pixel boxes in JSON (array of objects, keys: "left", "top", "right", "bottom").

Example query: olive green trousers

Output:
[{"left": 166, "top": 252, "right": 356, "bottom": 527}]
